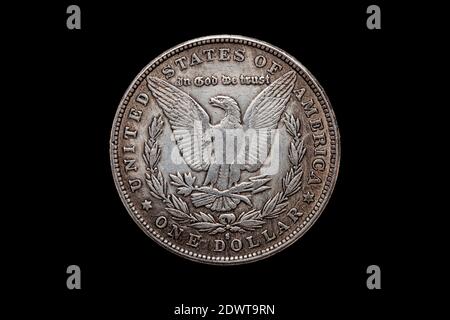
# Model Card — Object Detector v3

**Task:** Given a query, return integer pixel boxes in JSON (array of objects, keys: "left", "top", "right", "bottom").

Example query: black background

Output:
[{"left": 18, "top": 0, "right": 423, "bottom": 318}]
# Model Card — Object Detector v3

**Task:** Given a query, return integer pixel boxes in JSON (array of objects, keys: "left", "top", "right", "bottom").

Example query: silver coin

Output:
[{"left": 110, "top": 35, "right": 340, "bottom": 264}]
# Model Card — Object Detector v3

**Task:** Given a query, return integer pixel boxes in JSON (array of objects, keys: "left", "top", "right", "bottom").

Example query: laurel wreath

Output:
[{"left": 143, "top": 113, "right": 306, "bottom": 235}]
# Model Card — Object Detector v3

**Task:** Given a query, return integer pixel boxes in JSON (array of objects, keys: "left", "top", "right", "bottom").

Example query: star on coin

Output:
[
  {"left": 303, "top": 191, "right": 315, "bottom": 204},
  {"left": 110, "top": 35, "right": 340, "bottom": 265},
  {"left": 141, "top": 199, "right": 152, "bottom": 211}
]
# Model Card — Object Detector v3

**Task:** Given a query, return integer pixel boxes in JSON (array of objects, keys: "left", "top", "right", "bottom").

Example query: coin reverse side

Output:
[{"left": 110, "top": 35, "right": 340, "bottom": 264}]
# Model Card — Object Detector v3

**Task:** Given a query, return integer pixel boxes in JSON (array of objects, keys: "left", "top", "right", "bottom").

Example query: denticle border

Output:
[{"left": 110, "top": 35, "right": 340, "bottom": 265}]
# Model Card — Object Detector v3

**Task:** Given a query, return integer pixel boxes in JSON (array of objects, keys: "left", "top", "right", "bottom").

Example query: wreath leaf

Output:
[{"left": 143, "top": 113, "right": 306, "bottom": 234}]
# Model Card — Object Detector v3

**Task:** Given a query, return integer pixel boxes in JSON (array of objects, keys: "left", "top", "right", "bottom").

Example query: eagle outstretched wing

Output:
[
  {"left": 242, "top": 71, "right": 297, "bottom": 171},
  {"left": 147, "top": 77, "right": 212, "bottom": 171}
]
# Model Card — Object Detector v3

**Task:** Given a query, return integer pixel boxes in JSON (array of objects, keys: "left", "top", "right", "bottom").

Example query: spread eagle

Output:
[{"left": 147, "top": 71, "right": 297, "bottom": 211}]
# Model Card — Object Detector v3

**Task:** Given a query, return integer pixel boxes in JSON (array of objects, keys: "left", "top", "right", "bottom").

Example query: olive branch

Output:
[
  {"left": 143, "top": 113, "right": 306, "bottom": 235},
  {"left": 143, "top": 116, "right": 223, "bottom": 232}
]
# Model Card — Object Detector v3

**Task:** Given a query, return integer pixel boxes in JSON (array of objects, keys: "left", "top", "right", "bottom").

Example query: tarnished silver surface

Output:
[{"left": 110, "top": 35, "right": 340, "bottom": 264}]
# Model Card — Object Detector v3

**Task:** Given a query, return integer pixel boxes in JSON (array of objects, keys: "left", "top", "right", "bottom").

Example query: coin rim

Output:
[{"left": 110, "top": 35, "right": 341, "bottom": 265}]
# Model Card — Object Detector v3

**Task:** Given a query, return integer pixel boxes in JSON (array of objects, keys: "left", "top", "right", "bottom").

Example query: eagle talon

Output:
[{"left": 147, "top": 71, "right": 297, "bottom": 212}]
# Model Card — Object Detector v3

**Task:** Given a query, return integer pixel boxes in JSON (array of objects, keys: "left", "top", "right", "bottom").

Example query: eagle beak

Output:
[{"left": 209, "top": 97, "right": 223, "bottom": 109}]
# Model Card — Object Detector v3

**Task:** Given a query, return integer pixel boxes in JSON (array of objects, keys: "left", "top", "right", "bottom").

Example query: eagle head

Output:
[
  {"left": 209, "top": 95, "right": 237, "bottom": 109},
  {"left": 209, "top": 95, "right": 241, "bottom": 122}
]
